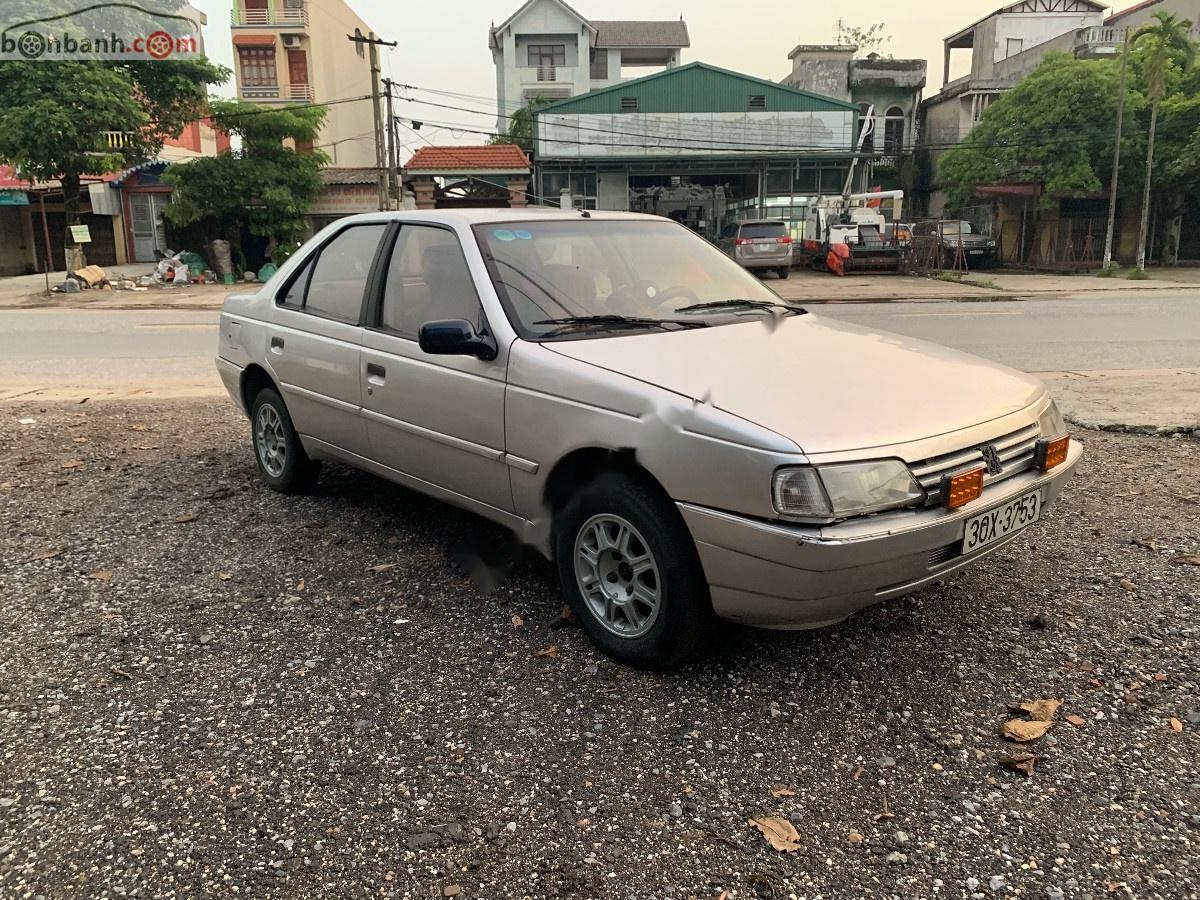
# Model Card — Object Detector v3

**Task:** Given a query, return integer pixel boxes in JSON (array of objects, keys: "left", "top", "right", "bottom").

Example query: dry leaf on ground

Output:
[
  {"left": 770, "top": 785, "right": 796, "bottom": 798},
  {"left": 748, "top": 815, "right": 802, "bottom": 853},
  {"left": 218, "top": 572, "right": 232, "bottom": 581},
  {"left": 173, "top": 513, "right": 199, "bottom": 524},
  {"left": 129, "top": 424, "right": 153, "bottom": 432},
  {"left": 1066, "top": 714, "right": 1086, "bottom": 727},
  {"left": 72, "top": 437, "right": 89, "bottom": 444},
  {"left": 1119, "top": 578, "right": 1136, "bottom": 592},
  {"left": 1001, "top": 719, "right": 1053, "bottom": 742},
  {"left": 29, "top": 548, "right": 65, "bottom": 561},
  {"left": 88, "top": 570, "right": 113, "bottom": 581},
  {"left": 511, "top": 614, "right": 523, "bottom": 627},
  {"left": 1171, "top": 555, "right": 1200, "bottom": 566},
  {"left": 61, "top": 459, "right": 85, "bottom": 469},
  {"left": 1132, "top": 537, "right": 1161, "bottom": 551},
  {"left": 1015, "top": 699, "right": 1063, "bottom": 722},
  {"left": 1169, "top": 718, "right": 1184, "bottom": 733},
  {"left": 533, "top": 645, "right": 559, "bottom": 659},
  {"left": 368, "top": 562, "right": 397, "bottom": 573},
  {"left": 1000, "top": 753, "right": 1039, "bottom": 777}
]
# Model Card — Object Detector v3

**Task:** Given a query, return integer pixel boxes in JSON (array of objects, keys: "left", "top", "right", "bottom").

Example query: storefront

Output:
[{"left": 533, "top": 62, "right": 858, "bottom": 241}]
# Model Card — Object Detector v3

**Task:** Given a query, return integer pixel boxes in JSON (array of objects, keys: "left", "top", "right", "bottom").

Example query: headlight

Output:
[
  {"left": 1037, "top": 400, "right": 1067, "bottom": 438},
  {"left": 773, "top": 460, "right": 925, "bottom": 521}
]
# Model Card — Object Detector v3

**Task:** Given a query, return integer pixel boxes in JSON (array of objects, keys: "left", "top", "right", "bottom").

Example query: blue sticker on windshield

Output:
[
  {"left": 493, "top": 229, "right": 516, "bottom": 241},
  {"left": 514, "top": 229, "right": 532, "bottom": 240}
]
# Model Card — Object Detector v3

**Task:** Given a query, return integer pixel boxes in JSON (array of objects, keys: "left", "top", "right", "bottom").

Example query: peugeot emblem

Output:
[{"left": 981, "top": 445, "right": 1003, "bottom": 476}]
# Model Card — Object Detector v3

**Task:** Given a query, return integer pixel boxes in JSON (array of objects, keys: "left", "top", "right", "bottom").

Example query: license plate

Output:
[
  {"left": 754, "top": 244, "right": 773, "bottom": 253},
  {"left": 969, "top": 249, "right": 984, "bottom": 255},
  {"left": 962, "top": 490, "right": 1041, "bottom": 553}
]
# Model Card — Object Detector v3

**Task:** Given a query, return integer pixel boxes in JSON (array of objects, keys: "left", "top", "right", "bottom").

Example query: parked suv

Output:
[
  {"left": 217, "top": 210, "right": 1079, "bottom": 669},
  {"left": 912, "top": 219, "right": 998, "bottom": 268},
  {"left": 717, "top": 219, "right": 793, "bottom": 278}
]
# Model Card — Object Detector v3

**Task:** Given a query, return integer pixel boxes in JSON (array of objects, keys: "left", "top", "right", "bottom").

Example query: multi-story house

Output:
[
  {"left": 919, "top": 0, "right": 1109, "bottom": 214},
  {"left": 229, "top": 0, "right": 377, "bottom": 166},
  {"left": 489, "top": 0, "right": 689, "bottom": 132},
  {"left": 781, "top": 45, "right": 927, "bottom": 193}
]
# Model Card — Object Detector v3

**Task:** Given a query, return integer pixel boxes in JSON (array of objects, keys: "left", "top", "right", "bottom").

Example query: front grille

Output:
[{"left": 909, "top": 422, "right": 1041, "bottom": 506}]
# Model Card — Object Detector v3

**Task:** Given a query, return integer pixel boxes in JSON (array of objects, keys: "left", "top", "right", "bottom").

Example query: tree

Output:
[
  {"left": 163, "top": 100, "right": 328, "bottom": 263},
  {"left": 833, "top": 19, "right": 890, "bottom": 56},
  {"left": 490, "top": 96, "right": 551, "bottom": 153},
  {"left": 1130, "top": 11, "right": 1196, "bottom": 270},
  {"left": 939, "top": 53, "right": 1144, "bottom": 209},
  {"left": 0, "top": 57, "right": 226, "bottom": 249}
]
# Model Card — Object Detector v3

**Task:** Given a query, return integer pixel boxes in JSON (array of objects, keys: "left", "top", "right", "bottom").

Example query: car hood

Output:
[{"left": 544, "top": 314, "right": 1045, "bottom": 455}]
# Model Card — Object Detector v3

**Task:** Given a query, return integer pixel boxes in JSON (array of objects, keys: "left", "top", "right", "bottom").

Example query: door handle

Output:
[
  {"left": 270, "top": 336, "right": 284, "bottom": 353},
  {"left": 366, "top": 362, "right": 386, "bottom": 386}
]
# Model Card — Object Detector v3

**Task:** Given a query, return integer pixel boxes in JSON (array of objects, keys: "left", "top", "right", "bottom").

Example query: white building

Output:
[{"left": 489, "top": 0, "right": 689, "bottom": 132}]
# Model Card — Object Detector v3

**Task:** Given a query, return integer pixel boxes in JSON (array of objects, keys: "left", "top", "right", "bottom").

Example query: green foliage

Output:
[
  {"left": 163, "top": 101, "right": 328, "bottom": 246},
  {"left": 1131, "top": 11, "right": 1196, "bottom": 104},
  {"left": 833, "top": 19, "right": 890, "bottom": 56},
  {"left": 492, "top": 96, "right": 550, "bottom": 152},
  {"left": 1126, "top": 266, "right": 1150, "bottom": 279},
  {"left": 939, "top": 53, "right": 1143, "bottom": 208},
  {"left": 0, "top": 57, "right": 227, "bottom": 223}
]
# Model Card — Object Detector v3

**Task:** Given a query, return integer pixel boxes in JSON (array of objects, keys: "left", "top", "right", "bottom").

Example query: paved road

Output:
[
  {"left": 809, "top": 291, "right": 1200, "bottom": 372},
  {"left": 1, "top": 294, "right": 1198, "bottom": 426},
  {"left": 0, "top": 309, "right": 220, "bottom": 401}
]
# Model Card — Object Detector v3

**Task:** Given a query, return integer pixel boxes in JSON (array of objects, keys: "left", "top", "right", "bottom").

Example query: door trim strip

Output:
[
  {"left": 279, "top": 381, "right": 361, "bottom": 414},
  {"left": 361, "top": 407, "right": 505, "bottom": 462},
  {"left": 502, "top": 454, "right": 539, "bottom": 474}
]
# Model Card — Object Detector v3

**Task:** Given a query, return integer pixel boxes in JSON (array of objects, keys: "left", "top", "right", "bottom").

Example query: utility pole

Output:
[
  {"left": 348, "top": 31, "right": 397, "bottom": 211},
  {"left": 382, "top": 78, "right": 399, "bottom": 207},
  {"left": 1103, "top": 26, "right": 1131, "bottom": 269}
]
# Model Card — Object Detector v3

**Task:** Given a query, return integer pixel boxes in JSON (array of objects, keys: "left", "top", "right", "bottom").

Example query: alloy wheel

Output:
[{"left": 573, "top": 513, "right": 662, "bottom": 639}]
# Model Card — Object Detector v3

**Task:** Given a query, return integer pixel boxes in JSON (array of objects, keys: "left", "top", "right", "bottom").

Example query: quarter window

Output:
[
  {"left": 380, "top": 226, "right": 482, "bottom": 338},
  {"left": 302, "top": 224, "right": 386, "bottom": 323}
]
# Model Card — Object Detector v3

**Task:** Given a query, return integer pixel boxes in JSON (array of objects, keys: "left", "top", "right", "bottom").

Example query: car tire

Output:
[
  {"left": 250, "top": 387, "right": 320, "bottom": 493},
  {"left": 554, "top": 471, "right": 714, "bottom": 669},
  {"left": 777, "top": 266, "right": 791, "bottom": 280}
]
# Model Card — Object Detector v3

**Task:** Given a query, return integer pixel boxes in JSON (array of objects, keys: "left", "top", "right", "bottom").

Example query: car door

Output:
[
  {"left": 267, "top": 222, "right": 387, "bottom": 457},
  {"left": 716, "top": 223, "right": 736, "bottom": 258},
  {"left": 360, "top": 223, "right": 512, "bottom": 513}
]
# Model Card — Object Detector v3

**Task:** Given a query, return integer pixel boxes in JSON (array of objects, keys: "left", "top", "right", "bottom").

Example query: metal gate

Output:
[{"left": 128, "top": 192, "right": 168, "bottom": 262}]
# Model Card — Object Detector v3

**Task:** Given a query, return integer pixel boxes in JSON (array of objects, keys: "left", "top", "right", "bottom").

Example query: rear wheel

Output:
[
  {"left": 554, "top": 472, "right": 713, "bottom": 669},
  {"left": 250, "top": 387, "right": 320, "bottom": 493},
  {"left": 777, "top": 266, "right": 791, "bottom": 280}
]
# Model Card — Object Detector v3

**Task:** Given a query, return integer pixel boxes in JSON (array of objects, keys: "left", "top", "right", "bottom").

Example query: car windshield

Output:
[
  {"left": 474, "top": 219, "right": 789, "bottom": 339},
  {"left": 940, "top": 221, "right": 974, "bottom": 234}
]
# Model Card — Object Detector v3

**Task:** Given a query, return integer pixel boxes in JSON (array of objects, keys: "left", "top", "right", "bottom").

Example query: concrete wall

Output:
[
  {"left": 1110, "top": 0, "right": 1200, "bottom": 28},
  {"left": 782, "top": 47, "right": 854, "bottom": 101},
  {"left": 308, "top": 1, "right": 376, "bottom": 168}
]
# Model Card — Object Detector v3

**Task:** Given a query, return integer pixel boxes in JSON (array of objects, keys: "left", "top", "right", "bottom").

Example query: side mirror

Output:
[{"left": 418, "top": 319, "right": 498, "bottom": 361}]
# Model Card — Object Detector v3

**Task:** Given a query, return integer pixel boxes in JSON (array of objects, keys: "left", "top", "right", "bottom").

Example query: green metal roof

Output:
[{"left": 535, "top": 62, "right": 857, "bottom": 115}]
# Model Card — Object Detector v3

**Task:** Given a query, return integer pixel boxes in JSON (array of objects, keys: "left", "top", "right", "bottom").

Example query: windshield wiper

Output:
[
  {"left": 673, "top": 299, "right": 808, "bottom": 316},
  {"left": 532, "top": 314, "right": 711, "bottom": 337}
]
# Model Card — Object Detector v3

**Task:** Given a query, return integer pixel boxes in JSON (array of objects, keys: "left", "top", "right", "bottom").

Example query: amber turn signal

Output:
[
  {"left": 943, "top": 466, "right": 985, "bottom": 510},
  {"left": 1035, "top": 435, "right": 1070, "bottom": 471}
]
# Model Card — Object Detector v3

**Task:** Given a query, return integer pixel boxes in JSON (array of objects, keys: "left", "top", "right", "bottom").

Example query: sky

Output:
[{"left": 190, "top": 0, "right": 1123, "bottom": 144}]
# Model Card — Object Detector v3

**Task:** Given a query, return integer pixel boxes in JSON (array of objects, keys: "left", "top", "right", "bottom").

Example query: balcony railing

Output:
[
  {"left": 287, "top": 83, "right": 314, "bottom": 102},
  {"left": 1076, "top": 24, "right": 1200, "bottom": 54},
  {"left": 519, "top": 65, "right": 564, "bottom": 82},
  {"left": 231, "top": 4, "right": 308, "bottom": 26},
  {"left": 241, "top": 84, "right": 280, "bottom": 99},
  {"left": 100, "top": 131, "right": 133, "bottom": 149}
]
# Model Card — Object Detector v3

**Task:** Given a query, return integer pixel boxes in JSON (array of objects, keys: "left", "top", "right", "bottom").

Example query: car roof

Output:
[
  {"left": 737, "top": 219, "right": 787, "bottom": 226},
  {"left": 328, "top": 208, "right": 668, "bottom": 227}
]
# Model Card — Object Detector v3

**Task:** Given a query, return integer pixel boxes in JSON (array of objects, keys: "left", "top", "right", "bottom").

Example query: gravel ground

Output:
[{"left": 1, "top": 400, "right": 1198, "bottom": 900}]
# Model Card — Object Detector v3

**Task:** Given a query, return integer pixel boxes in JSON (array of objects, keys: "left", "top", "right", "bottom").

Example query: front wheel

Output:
[
  {"left": 250, "top": 387, "right": 320, "bottom": 493},
  {"left": 553, "top": 472, "right": 713, "bottom": 669}
]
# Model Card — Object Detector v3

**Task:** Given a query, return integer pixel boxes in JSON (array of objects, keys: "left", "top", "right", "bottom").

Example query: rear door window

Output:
[
  {"left": 303, "top": 224, "right": 387, "bottom": 323},
  {"left": 738, "top": 222, "right": 787, "bottom": 240}
]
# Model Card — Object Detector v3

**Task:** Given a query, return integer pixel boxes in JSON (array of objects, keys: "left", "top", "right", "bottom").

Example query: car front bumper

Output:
[{"left": 678, "top": 439, "right": 1082, "bottom": 629}]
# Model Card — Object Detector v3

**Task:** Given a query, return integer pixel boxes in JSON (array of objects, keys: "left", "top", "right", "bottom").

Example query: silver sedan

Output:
[{"left": 216, "top": 210, "right": 1080, "bottom": 668}]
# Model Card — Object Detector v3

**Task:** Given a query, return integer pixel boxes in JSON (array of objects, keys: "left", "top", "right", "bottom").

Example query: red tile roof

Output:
[
  {"left": 404, "top": 144, "right": 530, "bottom": 173},
  {"left": 0, "top": 166, "right": 30, "bottom": 189}
]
